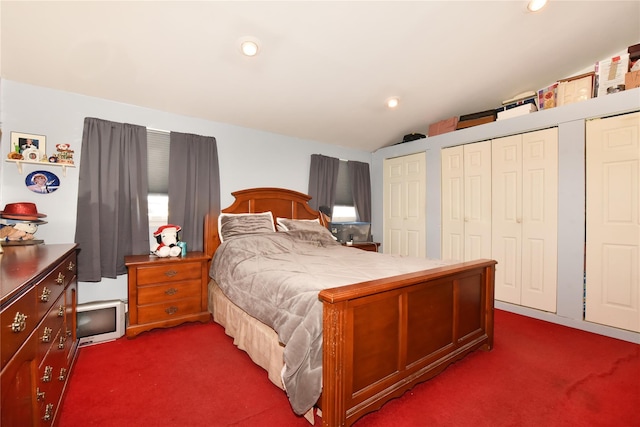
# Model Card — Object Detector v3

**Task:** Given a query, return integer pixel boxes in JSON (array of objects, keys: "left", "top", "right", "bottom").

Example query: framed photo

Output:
[{"left": 10, "top": 132, "right": 46, "bottom": 160}]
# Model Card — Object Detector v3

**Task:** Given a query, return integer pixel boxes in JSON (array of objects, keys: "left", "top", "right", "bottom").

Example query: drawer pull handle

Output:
[
  {"left": 67, "top": 261, "right": 75, "bottom": 271},
  {"left": 40, "top": 287, "right": 52, "bottom": 302},
  {"left": 55, "top": 272, "right": 65, "bottom": 285},
  {"left": 165, "top": 269, "right": 178, "bottom": 278},
  {"left": 58, "top": 305, "right": 65, "bottom": 317},
  {"left": 36, "top": 387, "right": 46, "bottom": 401},
  {"left": 11, "top": 312, "right": 28, "bottom": 333},
  {"left": 58, "top": 335, "right": 66, "bottom": 349},
  {"left": 43, "top": 403, "right": 54, "bottom": 421},
  {"left": 41, "top": 327, "right": 53, "bottom": 343},
  {"left": 165, "top": 306, "right": 178, "bottom": 315},
  {"left": 42, "top": 365, "right": 53, "bottom": 382},
  {"left": 58, "top": 368, "right": 68, "bottom": 381},
  {"left": 165, "top": 287, "right": 178, "bottom": 296}
]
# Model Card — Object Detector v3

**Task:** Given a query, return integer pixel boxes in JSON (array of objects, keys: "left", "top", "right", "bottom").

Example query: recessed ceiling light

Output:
[
  {"left": 386, "top": 97, "right": 400, "bottom": 109},
  {"left": 239, "top": 37, "right": 260, "bottom": 57},
  {"left": 527, "top": 0, "right": 548, "bottom": 12}
]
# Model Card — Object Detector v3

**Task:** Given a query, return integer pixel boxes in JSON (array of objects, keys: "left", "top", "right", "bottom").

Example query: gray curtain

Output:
[
  {"left": 308, "top": 154, "right": 339, "bottom": 213},
  {"left": 168, "top": 132, "right": 220, "bottom": 252},
  {"left": 348, "top": 161, "right": 372, "bottom": 222},
  {"left": 75, "top": 118, "right": 150, "bottom": 282}
]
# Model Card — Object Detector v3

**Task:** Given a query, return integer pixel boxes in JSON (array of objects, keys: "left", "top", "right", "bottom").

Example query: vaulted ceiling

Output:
[{"left": 1, "top": 1, "right": 638, "bottom": 151}]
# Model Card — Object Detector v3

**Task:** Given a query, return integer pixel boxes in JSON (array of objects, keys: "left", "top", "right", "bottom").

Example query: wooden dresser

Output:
[
  {"left": 1, "top": 243, "right": 78, "bottom": 426},
  {"left": 125, "top": 252, "right": 211, "bottom": 338}
]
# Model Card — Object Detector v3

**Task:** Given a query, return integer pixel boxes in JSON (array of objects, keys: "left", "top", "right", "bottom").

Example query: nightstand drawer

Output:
[
  {"left": 137, "top": 297, "right": 202, "bottom": 324},
  {"left": 137, "top": 280, "right": 201, "bottom": 305},
  {"left": 135, "top": 262, "right": 202, "bottom": 285}
]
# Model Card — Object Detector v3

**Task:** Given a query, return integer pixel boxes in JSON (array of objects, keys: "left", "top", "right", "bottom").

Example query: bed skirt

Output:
[{"left": 208, "top": 279, "right": 286, "bottom": 389}]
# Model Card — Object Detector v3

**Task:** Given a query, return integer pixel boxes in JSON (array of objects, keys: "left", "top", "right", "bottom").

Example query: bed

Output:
[{"left": 204, "top": 187, "right": 496, "bottom": 427}]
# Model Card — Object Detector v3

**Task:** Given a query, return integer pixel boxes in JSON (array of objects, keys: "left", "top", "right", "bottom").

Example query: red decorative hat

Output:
[
  {"left": 153, "top": 224, "right": 181, "bottom": 237},
  {"left": 0, "top": 202, "right": 47, "bottom": 220}
]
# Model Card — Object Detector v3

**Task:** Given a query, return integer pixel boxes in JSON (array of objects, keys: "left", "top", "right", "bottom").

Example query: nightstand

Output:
[
  {"left": 125, "top": 252, "right": 211, "bottom": 338},
  {"left": 343, "top": 242, "right": 380, "bottom": 252}
]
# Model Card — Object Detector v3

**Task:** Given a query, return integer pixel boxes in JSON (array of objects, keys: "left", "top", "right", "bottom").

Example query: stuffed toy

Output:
[
  {"left": 151, "top": 224, "right": 182, "bottom": 257},
  {"left": 0, "top": 223, "right": 38, "bottom": 241}
]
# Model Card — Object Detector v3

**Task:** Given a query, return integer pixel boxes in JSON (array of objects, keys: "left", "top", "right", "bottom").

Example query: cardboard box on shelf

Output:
[
  {"left": 428, "top": 117, "right": 458, "bottom": 136},
  {"left": 625, "top": 70, "right": 640, "bottom": 90}
]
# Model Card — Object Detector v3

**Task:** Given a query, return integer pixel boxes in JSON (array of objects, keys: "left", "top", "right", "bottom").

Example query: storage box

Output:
[
  {"left": 625, "top": 70, "right": 640, "bottom": 90},
  {"left": 428, "top": 117, "right": 458, "bottom": 136}
]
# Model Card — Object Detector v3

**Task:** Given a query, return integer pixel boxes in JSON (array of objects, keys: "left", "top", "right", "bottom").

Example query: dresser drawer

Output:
[
  {"left": 137, "top": 297, "right": 202, "bottom": 324},
  {"left": 137, "top": 280, "right": 201, "bottom": 305},
  {"left": 36, "top": 252, "right": 76, "bottom": 320},
  {"left": 1, "top": 286, "right": 37, "bottom": 367},
  {"left": 135, "top": 262, "right": 202, "bottom": 286},
  {"left": 36, "top": 293, "right": 65, "bottom": 363}
]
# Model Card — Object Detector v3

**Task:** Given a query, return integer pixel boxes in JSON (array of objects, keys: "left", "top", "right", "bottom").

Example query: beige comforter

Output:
[{"left": 210, "top": 229, "right": 453, "bottom": 415}]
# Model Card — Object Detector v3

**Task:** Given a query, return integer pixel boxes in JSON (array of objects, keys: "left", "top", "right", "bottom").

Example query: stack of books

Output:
[
  {"left": 496, "top": 91, "right": 538, "bottom": 120},
  {"left": 456, "top": 109, "right": 497, "bottom": 130}
]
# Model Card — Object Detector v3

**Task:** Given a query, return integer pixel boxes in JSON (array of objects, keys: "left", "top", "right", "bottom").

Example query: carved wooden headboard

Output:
[{"left": 203, "top": 187, "right": 327, "bottom": 261}]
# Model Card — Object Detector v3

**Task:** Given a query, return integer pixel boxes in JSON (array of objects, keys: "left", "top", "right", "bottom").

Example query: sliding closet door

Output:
[{"left": 586, "top": 112, "right": 639, "bottom": 332}]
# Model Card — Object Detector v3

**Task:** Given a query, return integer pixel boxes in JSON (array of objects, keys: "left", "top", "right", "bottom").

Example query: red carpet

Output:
[{"left": 59, "top": 310, "right": 639, "bottom": 426}]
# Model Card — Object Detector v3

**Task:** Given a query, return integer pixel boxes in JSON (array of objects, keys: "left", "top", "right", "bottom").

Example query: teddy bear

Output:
[
  {"left": 54, "top": 143, "right": 75, "bottom": 164},
  {"left": 151, "top": 224, "right": 182, "bottom": 257}
]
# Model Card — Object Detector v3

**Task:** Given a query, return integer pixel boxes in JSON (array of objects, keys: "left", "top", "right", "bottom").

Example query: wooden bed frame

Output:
[{"left": 204, "top": 187, "right": 496, "bottom": 427}]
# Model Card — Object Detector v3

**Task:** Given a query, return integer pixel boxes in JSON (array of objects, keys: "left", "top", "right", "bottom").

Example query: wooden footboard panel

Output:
[{"left": 319, "top": 259, "right": 496, "bottom": 427}]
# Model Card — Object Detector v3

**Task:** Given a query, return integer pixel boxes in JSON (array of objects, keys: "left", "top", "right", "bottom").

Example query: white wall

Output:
[{"left": 0, "top": 79, "right": 371, "bottom": 303}]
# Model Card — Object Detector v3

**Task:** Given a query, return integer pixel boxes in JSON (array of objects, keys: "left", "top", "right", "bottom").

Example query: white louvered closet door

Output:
[{"left": 586, "top": 112, "right": 640, "bottom": 332}]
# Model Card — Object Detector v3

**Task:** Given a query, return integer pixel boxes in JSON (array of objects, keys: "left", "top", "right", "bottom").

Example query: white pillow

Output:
[
  {"left": 276, "top": 217, "right": 319, "bottom": 231},
  {"left": 218, "top": 212, "right": 275, "bottom": 242}
]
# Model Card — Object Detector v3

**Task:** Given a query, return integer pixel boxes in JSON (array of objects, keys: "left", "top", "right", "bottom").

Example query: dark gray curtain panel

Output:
[
  {"left": 348, "top": 160, "right": 372, "bottom": 222},
  {"left": 75, "top": 118, "right": 150, "bottom": 282},
  {"left": 168, "top": 132, "right": 220, "bottom": 252},
  {"left": 307, "top": 154, "right": 339, "bottom": 213}
]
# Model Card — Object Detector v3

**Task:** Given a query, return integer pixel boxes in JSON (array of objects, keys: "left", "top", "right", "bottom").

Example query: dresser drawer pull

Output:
[
  {"left": 165, "top": 306, "right": 179, "bottom": 315},
  {"left": 164, "top": 269, "right": 178, "bottom": 278},
  {"left": 58, "top": 368, "right": 68, "bottom": 381},
  {"left": 43, "top": 403, "right": 54, "bottom": 421},
  {"left": 67, "top": 261, "right": 75, "bottom": 271},
  {"left": 40, "top": 287, "right": 52, "bottom": 302},
  {"left": 58, "top": 305, "right": 65, "bottom": 317},
  {"left": 42, "top": 365, "right": 53, "bottom": 382},
  {"left": 11, "top": 312, "right": 28, "bottom": 333},
  {"left": 58, "top": 335, "right": 66, "bottom": 349},
  {"left": 55, "top": 272, "right": 65, "bottom": 285},
  {"left": 41, "top": 327, "right": 53, "bottom": 343},
  {"left": 36, "top": 387, "right": 46, "bottom": 401},
  {"left": 165, "top": 287, "right": 178, "bottom": 296}
]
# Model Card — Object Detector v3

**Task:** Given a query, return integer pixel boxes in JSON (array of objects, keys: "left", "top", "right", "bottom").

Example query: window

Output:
[
  {"left": 333, "top": 160, "right": 357, "bottom": 222},
  {"left": 147, "top": 129, "right": 170, "bottom": 237}
]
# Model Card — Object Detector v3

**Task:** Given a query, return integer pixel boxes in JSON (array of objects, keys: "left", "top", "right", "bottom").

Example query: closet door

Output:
[
  {"left": 492, "top": 128, "right": 558, "bottom": 311},
  {"left": 492, "top": 134, "right": 523, "bottom": 305},
  {"left": 441, "top": 141, "right": 491, "bottom": 261},
  {"left": 586, "top": 112, "right": 639, "bottom": 332},
  {"left": 383, "top": 152, "right": 426, "bottom": 257},
  {"left": 520, "top": 129, "right": 558, "bottom": 311}
]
